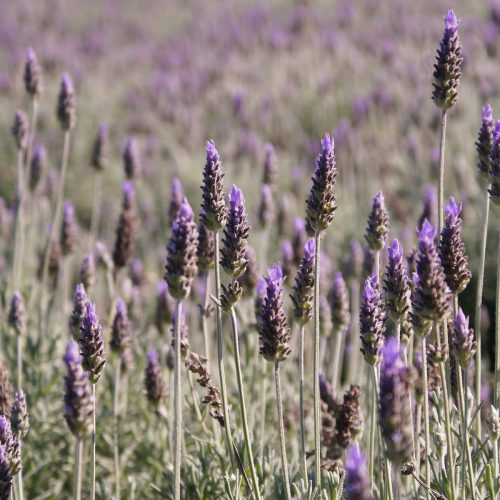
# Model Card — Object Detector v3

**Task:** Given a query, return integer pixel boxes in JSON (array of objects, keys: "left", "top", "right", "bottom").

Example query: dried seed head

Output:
[
  {"left": 56, "top": 73, "right": 76, "bottom": 130},
  {"left": 10, "top": 391, "right": 29, "bottom": 438},
  {"left": 412, "top": 219, "right": 450, "bottom": 323},
  {"left": 30, "top": 144, "right": 46, "bottom": 192},
  {"left": 345, "top": 445, "right": 373, "bottom": 500},
  {"left": 290, "top": 238, "right": 316, "bottom": 326},
  {"left": 69, "top": 283, "right": 87, "bottom": 340},
  {"left": 452, "top": 308, "right": 476, "bottom": 369},
  {"left": 258, "top": 184, "right": 274, "bottom": 228},
  {"left": 384, "top": 239, "right": 412, "bottom": 324},
  {"left": 91, "top": 123, "right": 108, "bottom": 171},
  {"left": 79, "top": 302, "right": 106, "bottom": 384},
  {"left": 110, "top": 299, "right": 132, "bottom": 354},
  {"left": 489, "top": 121, "right": 500, "bottom": 205},
  {"left": 165, "top": 197, "right": 198, "bottom": 299},
  {"left": 306, "top": 133, "right": 338, "bottom": 233},
  {"left": 79, "top": 253, "right": 96, "bottom": 292},
  {"left": 63, "top": 340, "right": 94, "bottom": 438},
  {"left": 476, "top": 105, "right": 494, "bottom": 180},
  {"left": 11, "top": 110, "right": 28, "bottom": 151},
  {"left": 0, "top": 365, "right": 13, "bottom": 418},
  {"left": 123, "top": 138, "right": 141, "bottom": 179},
  {"left": 220, "top": 281, "right": 243, "bottom": 312},
  {"left": 200, "top": 140, "right": 226, "bottom": 230},
  {"left": 439, "top": 197, "right": 471, "bottom": 294},
  {"left": 360, "top": 275, "right": 385, "bottom": 366},
  {"left": 365, "top": 192, "right": 389, "bottom": 251},
  {"left": 432, "top": 10, "right": 463, "bottom": 109},
  {"left": 220, "top": 186, "right": 250, "bottom": 278},
  {"left": 24, "top": 47, "right": 42, "bottom": 96},
  {"left": 113, "top": 181, "right": 138, "bottom": 269},
  {"left": 258, "top": 264, "right": 292, "bottom": 363},
  {"left": 61, "top": 201, "right": 77, "bottom": 256},
  {"left": 8, "top": 292, "right": 26, "bottom": 336},
  {"left": 328, "top": 271, "right": 350, "bottom": 336},
  {"left": 144, "top": 349, "right": 168, "bottom": 417}
]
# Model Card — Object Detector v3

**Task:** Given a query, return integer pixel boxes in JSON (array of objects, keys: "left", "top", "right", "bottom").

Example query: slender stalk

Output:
[
  {"left": 313, "top": 231, "right": 321, "bottom": 487},
  {"left": 493, "top": 439, "right": 499, "bottom": 486},
  {"left": 457, "top": 368, "right": 475, "bottom": 499},
  {"left": 74, "top": 438, "right": 83, "bottom": 500},
  {"left": 374, "top": 251, "right": 380, "bottom": 283},
  {"left": 113, "top": 357, "right": 122, "bottom": 500},
  {"left": 90, "top": 384, "right": 96, "bottom": 500},
  {"left": 39, "top": 130, "right": 71, "bottom": 326},
  {"left": 259, "top": 358, "right": 268, "bottom": 463},
  {"left": 347, "top": 280, "right": 360, "bottom": 385},
  {"left": 274, "top": 361, "right": 291, "bottom": 500},
  {"left": 331, "top": 331, "right": 343, "bottom": 390},
  {"left": 422, "top": 338, "right": 431, "bottom": 500},
  {"left": 214, "top": 231, "right": 236, "bottom": 474},
  {"left": 299, "top": 325, "right": 307, "bottom": 481},
  {"left": 437, "top": 109, "right": 447, "bottom": 235},
  {"left": 12, "top": 149, "right": 25, "bottom": 292},
  {"left": 16, "top": 335, "right": 22, "bottom": 391},
  {"left": 415, "top": 403, "right": 422, "bottom": 479},
  {"left": 89, "top": 172, "right": 102, "bottom": 250},
  {"left": 173, "top": 300, "right": 183, "bottom": 500},
  {"left": 229, "top": 306, "right": 261, "bottom": 499},
  {"left": 368, "top": 364, "right": 376, "bottom": 484},
  {"left": 495, "top": 231, "right": 500, "bottom": 407},
  {"left": 17, "top": 440, "right": 24, "bottom": 500}
]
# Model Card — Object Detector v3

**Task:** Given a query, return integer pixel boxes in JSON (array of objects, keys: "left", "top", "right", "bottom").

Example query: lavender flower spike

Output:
[
  {"left": 113, "top": 181, "right": 138, "bottom": 269},
  {"left": 306, "top": 133, "right": 338, "bottom": 233},
  {"left": 30, "top": 144, "right": 45, "bottom": 191},
  {"left": 24, "top": 47, "right": 42, "bottom": 96},
  {"left": 10, "top": 391, "right": 29, "bottom": 438},
  {"left": 384, "top": 239, "right": 411, "bottom": 324},
  {"left": 144, "top": 349, "right": 168, "bottom": 417},
  {"left": 489, "top": 121, "right": 500, "bottom": 205},
  {"left": 432, "top": 10, "right": 462, "bottom": 109},
  {"left": 63, "top": 341, "right": 94, "bottom": 438},
  {"left": 258, "top": 184, "right": 274, "bottom": 228},
  {"left": 379, "top": 338, "right": 415, "bottom": 465},
  {"left": 169, "top": 178, "right": 183, "bottom": 225},
  {"left": 165, "top": 197, "right": 198, "bottom": 299},
  {"left": 8, "top": 292, "right": 26, "bottom": 337},
  {"left": 61, "top": 201, "right": 77, "bottom": 256},
  {"left": 476, "top": 105, "right": 494, "bottom": 180},
  {"left": 56, "top": 73, "right": 76, "bottom": 130},
  {"left": 91, "top": 123, "right": 108, "bottom": 171},
  {"left": 345, "top": 444, "right": 373, "bottom": 500},
  {"left": 79, "top": 303, "right": 106, "bottom": 384},
  {"left": 412, "top": 219, "right": 450, "bottom": 323},
  {"left": 365, "top": 191, "right": 389, "bottom": 251},
  {"left": 200, "top": 140, "right": 226, "bottom": 230},
  {"left": 69, "top": 283, "right": 87, "bottom": 340},
  {"left": 452, "top": 308, "right": 476, "bottom": 369},
  {"left": 0, "top": 444, "right": 12, "bottom": 498},
  {"left": 439, "top": 197, "right": 471, "bottom": 294},
  {"left": 11, "top": 111, "right": 28, "bottom": 151},
  {"left": 259, "top": 264, "right": 292, "bottom": 362},
  {"left": 110, "top": 299, "right": 132, "bottom": 354},
  {"left": 360, "top": 275, "right": 385, "bottom": 366},
  {"left": 0, "top": 416, "right": 21, "bottom": 475},
  {"left": 291, "top": 238, "right": 316, "bottom": 325},
  {"left": 220, "top": 185, "right": 250, "bottom": 278},
  {"left": 123, "top": 137, "right": 141, "bottom": 179},
  {"left": 328, "top": 271, "right": 350, "bottom": 335}
]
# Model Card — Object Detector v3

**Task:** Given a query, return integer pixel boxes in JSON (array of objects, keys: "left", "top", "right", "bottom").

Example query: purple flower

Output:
[
  {"left": 24, "top": 47, "right": 42, "bottom": 96},
  {"left": 91, "top": 123, "right": 108, "bottom": 171},
  {"left": 155, "top": 280, "right": 174, "bottom": 332},
  {"left": 79, "top": 302, "right": 106, "bottom": 383},
  {"left": 360, "top": 275, "right": 385, "bottom": 366},
  {"left": 489, "top": 120, "right": 500, "bottom": 205},
  {"left": 345, "top": 445, "right": 372, "bottom": 500},
  {"left": 169, "top": 177, "right": 183, "bottom": 225},
  {"left": 123, "top": 138, "right": 141, "bottom": 179},
  {"left": 291, "top": 238, "right": 316, "bottom": 325},
  {"left": 258, "top": 183, "right": 274, "bottom": 228},
  {"left": 452, "top": 308, "right": 476, "bottom": 368},
  {"left": 110, "top": 299, "right": 132, "bottom": 354},
  {"left": 56, "top": 73, "right": 76, "bottom": 130},
  {"left": 444, "top": 10, "right": 458, "bottom": 36},
  {"left": 30, "top": 144, "right": 45, "bottom": 191},
  {"left": 328, "top": 272, "right": 350, "bottom": 335},
  {"left": 476, "top": 105, "right": 494, "bottom": 179},
  {"left": 0, "top": 444, "right": 12, "bottom": 497},
  {"left": 113, "top": 181, "right": 138, "bottom": 269},
  {"left": 365, "top": 192, "right": 389, "bottom": 251},
  {"left": 8, "top": 292, "right": 26, "bottom": 336},
  {"left": 69, "top": 283, "right": 87, "bottom": 340},
  {"left": 144, "top": 348, "right": 168, "bottom": 416}
]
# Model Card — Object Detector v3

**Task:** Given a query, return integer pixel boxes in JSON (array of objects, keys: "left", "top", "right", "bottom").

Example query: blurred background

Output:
[{"left": 0, "top": 0, "right": 499, "bottom": 381}]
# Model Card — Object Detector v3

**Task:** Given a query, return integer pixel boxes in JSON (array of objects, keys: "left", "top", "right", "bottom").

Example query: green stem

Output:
[
  {"left": 214, "top": 231, "right": 236, "bottom": 474},
  {"left": 331, "top": 330, "right": 343, "bottom": 390},
  {"left": 202, "top": 272, "right": 211, "bottom": 360},
  {"left": 437, "top": 108, "right": 447, "bottom": 236},
  {"left": 347, "top": 281, "right": 360, "bottom": 385},
  {"left": 74, "top": 438, "right": 83, "bottom": 500},
  {"left": 12, "top": 149, "right": 25, "bottom": 292},
  {"left": 17, "top": 439, "right": 24, "bottom": 500},
  {"left": 457, "top": 368, "right": 475, "bottom": 499},
  {"left": 368, "top": 364, "right": 376, "bottom": 486},
  {"left": 173, "top": 300, "right": 183, "bottom": 500},
  {"left": 313, "top": 231, "right": 321, "bottom": 487},
  {"left": 495, "top": 230, "right": 500, "bottom": 408},
  {"left": 89, "top": 172, "right": 102, "bottom": 250},
  {"left": 259, "top": 358, "right": 268, "bottom": 464},
  {"left": 16, "top": 335, "right": 22, "bottom": 391},
  {"left": 299, "top": 325, "right": 308, "bottom": 481},
  {"left": 422, "top": 338, "right": 431, "bottom": 500},
  {"left": 274, "top": 361, "right": 291, "bottom": 500},
  {"left": 229, "top": 306, "right": 261, "bottom": 499},
  {"left": 475, "top": 190, "right": 490, "bottom": 437},
  {"left": 90, "top": 384, "right": 96, "bottom": 500},
  {"left": 113, "top": 357, "right": 121, "bottom": 500}
]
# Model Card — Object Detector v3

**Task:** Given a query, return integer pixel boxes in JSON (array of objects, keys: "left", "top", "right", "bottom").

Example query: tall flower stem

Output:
[
  {"left": 275, "top": 360, "right": 291, "bottom": 500},
  {"left": 173, "top": 300, "right": 183, "bottom": 500},
  {"left": 229, "top": 306, "right": 261, "bottom": 499},
  {"left": 90, "top": 385, "right": 96, "bottom": 500},
  {"left": 368, "top": 364, "right": 376, "bottom": 484},
  {"left": 12, "top": 149, "right": 25, "bottom": 292},
  {"left": 457, "top": 368, "right": 475, "bottom": 498},
  {"left": 214, "top": 232, "right": 236, "bottom": 474},
  {"left": 299, "top": 325, "right": 307, "bottom": 481},
  {"left": 40, "top": 130, "right": 71, "bottom": 324},
  {"left": 438, "top": 109, "right": 448, "bottom": 234},
  {"left": 202, "top": 272, "right": 211, "bottom": 360},
  {"left": 313, "top": 231, "right": 321, "bottom": 487},
  {"left": 74, "top": 438, "right": 83, "bottom": 500},
  {"left": 17, "top": 335, "right": 23, "bottom": 391},
  {"left": 475, "top": 190, "right": 489, "bottom": 436},
  {"left": 421, "top": 338, "right": 431, "bottom": 500},
  {"left": 89, "top": 173, "right": 103, "bottom": 250},
  {"left": 17, "top": 440, "right": 24, "bottom": 500},
  {"left": 113, "top": 357, "right": 122, "bottom": 500},
  {"left": 347, "top": 281, "right": 360, "bottom": 385},
  {"left": 495, "top": 231, "right": 500, "bottom": 407}
]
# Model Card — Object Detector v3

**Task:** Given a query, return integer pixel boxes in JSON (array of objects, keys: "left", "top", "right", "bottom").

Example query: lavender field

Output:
[{"left": 1, "top": 0, "right": 500, "bottom": 498}]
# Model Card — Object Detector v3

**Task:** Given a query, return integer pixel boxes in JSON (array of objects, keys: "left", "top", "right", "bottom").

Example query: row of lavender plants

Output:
[{"left": 0, "top": 6, "right": 500, "bottom": 500}]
